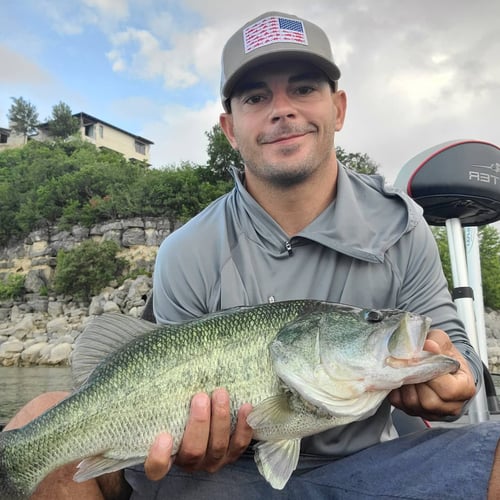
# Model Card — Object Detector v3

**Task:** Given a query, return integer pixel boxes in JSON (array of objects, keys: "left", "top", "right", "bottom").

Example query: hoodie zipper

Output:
[{"left": 284, "top": 241, "right": 293, "bottom": 256}]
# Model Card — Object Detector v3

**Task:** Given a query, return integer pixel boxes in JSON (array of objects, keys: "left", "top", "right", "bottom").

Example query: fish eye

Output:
[{"left": 363, "top": 309, "right": 384, "bottom": 322}]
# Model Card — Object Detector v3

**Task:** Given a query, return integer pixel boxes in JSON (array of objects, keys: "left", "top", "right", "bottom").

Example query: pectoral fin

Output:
[
  {"left": 247, "top": 394, "right": 294, "bottom": 433},
  {"left": 253, "top": 438, "right": 301, "bottom": 490}
]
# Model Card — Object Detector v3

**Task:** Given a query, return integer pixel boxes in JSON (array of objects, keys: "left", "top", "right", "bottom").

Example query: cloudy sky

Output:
[{"left": 1, "top": 0, "right": 499, "bottom": 183}]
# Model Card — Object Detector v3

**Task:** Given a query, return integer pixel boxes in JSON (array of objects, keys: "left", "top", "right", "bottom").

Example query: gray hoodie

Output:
[{"left": 152, "top": 163, "right": 481, "bottom": 460}]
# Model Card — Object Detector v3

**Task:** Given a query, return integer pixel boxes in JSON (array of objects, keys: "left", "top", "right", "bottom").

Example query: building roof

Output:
[{"left": 37, "top": 112, "right": 154, "bottom": 145}]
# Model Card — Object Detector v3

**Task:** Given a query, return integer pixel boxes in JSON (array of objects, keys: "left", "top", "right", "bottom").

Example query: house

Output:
[
  {"left": 1, "top": 112, "right": 154, "bottom": 164},
  {"left": 38, "top": 112, "right": 154, "bottom": 164},
  {"left": 0, "top": 126, "right": 27, "bottom": 148}
]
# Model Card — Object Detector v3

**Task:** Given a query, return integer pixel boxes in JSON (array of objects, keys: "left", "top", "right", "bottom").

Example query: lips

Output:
[
  {"left": 259, "top": 127, "right": 315, "bottom": 145},
  {"left": 266, "top": 134, "right": 304, "bottom": 144}
]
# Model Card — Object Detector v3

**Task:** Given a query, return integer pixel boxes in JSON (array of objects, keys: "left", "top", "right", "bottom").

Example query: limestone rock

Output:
[
  {"left": 21, "top": 342, "right": 48, "bottom": 363},
  {"left": 46, "top": 317, "right": 70, "bottom": 337},
  {"left": 45, "top": 343, "right": 73, "bottom": 365},
  {"left": 103, "top": 301, "right": 120, "bottom": 313},
  {"left": 12, "top": 315, "right": 35, "bottom": 340}
]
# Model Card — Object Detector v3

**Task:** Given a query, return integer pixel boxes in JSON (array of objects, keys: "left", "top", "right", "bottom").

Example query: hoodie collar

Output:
[{"left": 231, "top": 164, "right": 422, "bottom": 263}]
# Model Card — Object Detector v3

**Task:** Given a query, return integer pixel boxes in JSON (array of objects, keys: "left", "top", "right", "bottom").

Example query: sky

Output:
[{"left": 1, "top": 0, "right": 499, "bottom": 185}]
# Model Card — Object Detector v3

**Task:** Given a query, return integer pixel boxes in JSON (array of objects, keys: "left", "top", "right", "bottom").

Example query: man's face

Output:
[{"left": 220, "top": 61, "right": 346, "bottom": 187}]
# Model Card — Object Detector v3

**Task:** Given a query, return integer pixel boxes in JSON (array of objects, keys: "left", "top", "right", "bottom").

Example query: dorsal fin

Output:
[{"left": 71, "top": 313, "right": 158, "bottom": 389}]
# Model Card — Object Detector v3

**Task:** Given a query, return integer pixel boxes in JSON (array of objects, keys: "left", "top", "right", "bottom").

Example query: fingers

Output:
[
  {"left": 176, "top": 392, "right": 212, "bottom": 470},
  {"left": 389, "top": 379, "right": 465, "bottom": 419},
  {"left": 205, "top": 389, "right": 232, "bottom": 470},
  {"left": 144, "top": 433, "right": 174, "bottom": 481},
  {"left": 226, "top": 403, "right": 254, "bottom": 463},
  {"left": 389, "top": 329, "right": 477, "bottom": 420},
  {"left": 176, "top": 389, "right": 253, "bottom": 473}
]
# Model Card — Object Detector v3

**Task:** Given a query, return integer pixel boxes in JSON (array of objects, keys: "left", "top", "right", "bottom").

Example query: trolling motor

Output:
[{"left": 395, "top": 139, "right": 500, "bottom": 423}]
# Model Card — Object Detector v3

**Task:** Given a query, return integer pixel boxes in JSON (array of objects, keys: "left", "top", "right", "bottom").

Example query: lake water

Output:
[{"left": 0, "top": 366, "right": 73, "bottom": 424}]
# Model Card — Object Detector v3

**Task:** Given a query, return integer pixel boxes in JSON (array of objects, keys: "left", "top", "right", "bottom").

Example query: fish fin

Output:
[
  {"left": 247, "top": 394, "right": 294, "bottom": 432},
  {"left": 74, "top": 453, "right": 144, "bottom": 482},
  {"left": 253, "top": 438, "right": 301, "bottom": 490},
  {"left": 72, "top": 313, "right": 159, "bottom": 388}
]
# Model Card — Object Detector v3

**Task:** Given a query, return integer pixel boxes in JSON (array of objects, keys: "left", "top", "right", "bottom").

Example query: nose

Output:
[{"left": 270, "top": 90, "right": 296, "bottom": 122}]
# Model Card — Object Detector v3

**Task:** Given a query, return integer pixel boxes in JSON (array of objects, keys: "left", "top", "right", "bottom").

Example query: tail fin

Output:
[{"left": 0, "top": 429, "right": 30, "bottom": 500}]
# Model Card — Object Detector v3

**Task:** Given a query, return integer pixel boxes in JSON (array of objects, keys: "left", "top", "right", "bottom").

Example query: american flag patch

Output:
[{"left": 243, "top": 16, "right": 308, "bottom": 53}]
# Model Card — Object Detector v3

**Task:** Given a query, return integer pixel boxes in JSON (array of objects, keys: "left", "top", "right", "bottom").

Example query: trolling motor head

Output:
[{"left": 394, "top": 140, "right": 500, "bottom": 226}]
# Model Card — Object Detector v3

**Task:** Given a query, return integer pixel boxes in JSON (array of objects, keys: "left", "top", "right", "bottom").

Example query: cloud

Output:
[
  {"left": 143, "top": 99, "right": 222, "bottom": 167},
  {"left": 106, "top": 21, "right": 222, "bottom": 91},
  {"left": 83, "top": 0, "right": 129, "bottom": 19},
  {"left": 107, "top": 28, "right": 200, "bottom": 88},
  {"left": 0, "top": 46, "right": 53, "bottom": 85},
  {"left": 37, "top": 0, "right": 129, "bottom": 35}
]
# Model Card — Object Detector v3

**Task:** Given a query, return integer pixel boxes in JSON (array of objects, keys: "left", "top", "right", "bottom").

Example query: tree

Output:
[
  {"left": 432, "top": 225, "right": 500, "bottom": 310},
  {"left": 336, "top": 146, "right": 379, "bottom": 174},
  {"left": 479, "top": 225, "right": 500, "bottom": 309},
  {"left": 47, "top": 102, "right": 80, "bottom": 139},
  {"left": 7, "top": 97, "right": 39, "bottom": 143},
  {"left": 204, "top": 123, "right": 243, "bottom": 181}
]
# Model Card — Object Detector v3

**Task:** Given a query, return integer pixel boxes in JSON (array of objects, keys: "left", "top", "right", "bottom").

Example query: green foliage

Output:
[
  {"left": 336, "top": 146, "right": 380, "bottom": 174},
  {"left": 137, "top": 162, "right": 232, "bottom": 231},
  {"left": 7, "top": 97, "right": 39, "bottom": 140},
  {"left": 0, "top": 135, "right": 235, "bottom": 246},
  {"left": 479, "top": 225, "right": 500, "bottom": 309},
  {"left": 432, "top": 225, "right": 500, "bottom": 310},
  {"left": 53, "top": 240, "right": 128, "bottom": 302},
  {"left": 0, "top": 274, "right": 25, "bottom": 300},
  {"left": 204, "top": 123, "right": 243, "bottom": 181},
  {"left": 47, "top": 102, "right": 80, "bottom": 139}
]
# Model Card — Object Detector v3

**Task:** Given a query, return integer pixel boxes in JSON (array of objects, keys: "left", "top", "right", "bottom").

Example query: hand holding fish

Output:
[
  {"left": 144, "top": 389, "right": 253, "bottom": 480},
  {"left": 389, "top": 329, "right": 476, "bottom": 420}
]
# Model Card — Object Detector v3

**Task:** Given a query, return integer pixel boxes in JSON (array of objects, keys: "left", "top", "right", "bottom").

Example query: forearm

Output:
[{"left": 97, "top": 471, "right": 132, "bottom": 500}]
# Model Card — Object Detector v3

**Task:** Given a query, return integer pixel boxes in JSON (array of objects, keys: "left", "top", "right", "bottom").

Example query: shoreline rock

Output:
[{"left": 0, "top": 275, "right": 151, "bottom": 367}]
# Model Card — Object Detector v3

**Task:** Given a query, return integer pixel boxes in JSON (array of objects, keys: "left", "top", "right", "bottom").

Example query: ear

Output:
[
  {"left": 219, "top": 113, "right": 239, "bottom": 150},
  {"left": 333, "top": 90, "right": 347, "bottom": 132}
]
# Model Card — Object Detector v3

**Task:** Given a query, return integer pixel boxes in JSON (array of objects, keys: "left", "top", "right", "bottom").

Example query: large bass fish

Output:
[{"left": 0, "top": 300, "right": 459, "bottom": 498}]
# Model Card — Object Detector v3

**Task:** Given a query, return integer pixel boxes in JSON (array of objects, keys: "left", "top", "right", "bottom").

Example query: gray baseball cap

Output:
[{"left": 220, "top": 11, "right": 341, "bottom": 111}]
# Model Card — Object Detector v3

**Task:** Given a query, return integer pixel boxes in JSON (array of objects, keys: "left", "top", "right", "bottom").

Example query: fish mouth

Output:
[
  {"left": 383, "top": 312, "right": 460, "bottom": 375},
  {"left": 387, "top": 312, "right": 431, "bottom": 359},
  {"left": 385, "top": 352, "right": 459, "bottom": 373}
]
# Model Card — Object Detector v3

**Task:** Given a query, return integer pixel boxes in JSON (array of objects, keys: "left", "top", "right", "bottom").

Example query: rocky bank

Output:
[{"left": 0, "top": 275, "right": 152, "bottom": 367}]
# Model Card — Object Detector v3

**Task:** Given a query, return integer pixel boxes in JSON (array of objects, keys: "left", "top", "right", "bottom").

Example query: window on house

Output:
[
  {"left": 135, "top": 141, "right": 146, "bottom": 155},
  {"left": 85, "top": 124, "right": 95, "bottom": 138},
  {"left": 99, "top": 125, "right": 104, "bottom": 138},
  {"left": 0, "top": 133, "right": 7, "bottom": 143}
]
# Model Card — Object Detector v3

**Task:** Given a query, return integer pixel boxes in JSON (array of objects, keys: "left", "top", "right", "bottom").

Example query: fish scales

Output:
[
  {"left": 0, "top": 301, "right": 307, "bottom": 498},
  {"left": 0, "top": 300, "right": 460, "bottom": 497}
]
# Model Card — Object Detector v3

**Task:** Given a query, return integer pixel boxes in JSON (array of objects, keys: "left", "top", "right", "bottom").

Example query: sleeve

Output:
[
  {"left": 394, "top": 219, "right": 483, "bottom": 390},
  {"left": 152, "top": 227, "right": 219, "bottom": 324}
]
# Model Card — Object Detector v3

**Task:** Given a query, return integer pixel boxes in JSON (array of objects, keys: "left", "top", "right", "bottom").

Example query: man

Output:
[{"left": 5, "top": 11, "right": 499, "bottom": 499}]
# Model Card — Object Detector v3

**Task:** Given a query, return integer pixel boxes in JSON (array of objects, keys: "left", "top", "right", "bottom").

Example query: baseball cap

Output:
[{"left": 220, "top": 11, "right": 341, "bottom": 111}]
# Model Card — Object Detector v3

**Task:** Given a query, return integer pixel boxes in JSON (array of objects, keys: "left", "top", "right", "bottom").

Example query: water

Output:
[{"left": 0, "top": 366, "right": 72, "bottom": 423}]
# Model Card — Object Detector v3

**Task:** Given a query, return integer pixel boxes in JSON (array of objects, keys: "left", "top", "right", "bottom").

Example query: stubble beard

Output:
[{"left": 242, "top": 142, "right": 334, "bottom": 188}]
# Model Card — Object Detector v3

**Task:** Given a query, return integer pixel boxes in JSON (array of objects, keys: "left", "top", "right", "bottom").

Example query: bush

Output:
[
  {"left": 53, "top": 240, "right": 128, "bottom": 302},
  {"left": 432, "top": 225, "right": 500, "bottom": 310},
  {"left": 0, "top": 274, "right": 25, "bottom": 300}
]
